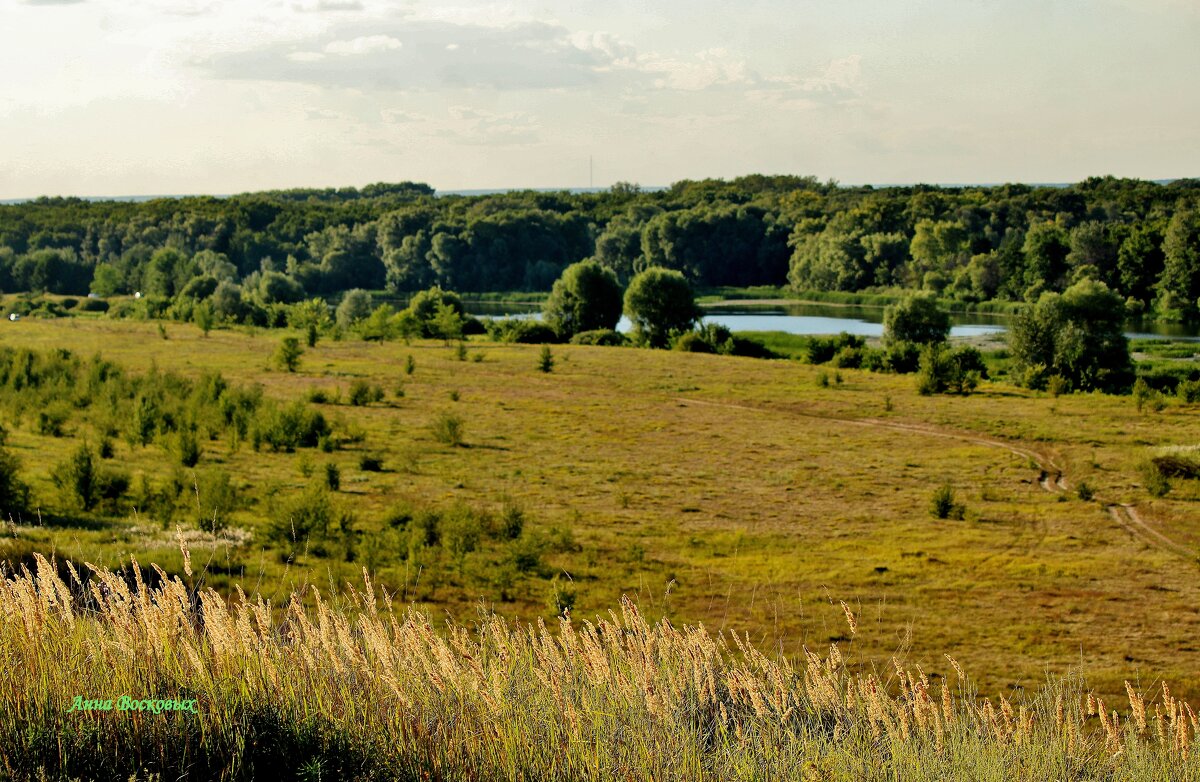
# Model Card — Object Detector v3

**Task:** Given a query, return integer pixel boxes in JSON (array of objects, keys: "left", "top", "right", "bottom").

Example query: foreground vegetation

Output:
[{"left": 2, "top": 552, "right": 1197, "bottom": 781}]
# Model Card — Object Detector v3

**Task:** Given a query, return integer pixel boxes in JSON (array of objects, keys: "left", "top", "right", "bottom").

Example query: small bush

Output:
[
  {"left": 1177, "top": 378, "right": 1200, "bottom": 403},
  {"left": 570, "top": 329, "right": 626, "bottom": 346},
  {"left": 1047, "top": 375, "right": 1071, "bottom": 398},
  {"left": 274, "top": 337, "right": 304, "bottom": 372},
  {"left": 36, "top": 406, "right": 69, "bottom": 437},
  {"left": 404, "top": 355, "right": 415, "bottom": 375},
  {"left": 930, "top": 484, "right": 965, "bottom": 520},
  {"left": 349, "top": 380, "right": 383, "bottom": 406},
  {"left": 306, "top": 388, "right": 329, "bottom": 404},
  {"left": 324, "top": 462, "right": 341, "bottom": 491},
  {"left": 1150, "top": 454, "right": 1200, "bottom": 480},
  {"left": 546, "top": 575, "right": 577, "bottom": 617},
  {"left": 816, "top": 371, "right": 830, "bottom": 388},
  {"left": 1140, "top": 461, "right": 1171, "bottom": 497},
  {"left": 359, "top": 454, "right": 384, "bottom": 472},
  {"left": 431, "top": 412, "right": 465, "bottom": 447},
  {"left": 490, "top": 319, "right": 563, "bottom": 344},
  {"left": 0, "top": 446, "right": 30, "bottom": 519},
  {"left": 177, "top": 429, "right": 201, "bottom": 468},
  {"left": 1076, "top": 481, "right": 1094, "bottom": 501},
  {"left": 538, "top": 345, "right": 555, "bottom": 373}
]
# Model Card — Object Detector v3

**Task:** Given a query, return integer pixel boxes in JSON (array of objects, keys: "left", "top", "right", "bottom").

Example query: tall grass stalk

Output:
[{"left": 1, "top": 553, "right": 1196, "bottom": 781}]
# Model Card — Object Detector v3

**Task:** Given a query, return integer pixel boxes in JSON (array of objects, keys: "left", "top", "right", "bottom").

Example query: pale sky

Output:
[{"left": 1, "top": 0, "right": 1197, "bottom": 198}]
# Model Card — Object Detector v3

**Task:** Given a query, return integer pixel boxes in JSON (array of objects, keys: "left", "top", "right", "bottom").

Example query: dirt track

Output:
[{"left": 673, "top": 396, "right": 1197, "bottom": 566}]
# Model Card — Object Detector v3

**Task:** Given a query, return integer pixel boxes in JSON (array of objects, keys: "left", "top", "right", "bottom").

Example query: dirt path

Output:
[{"left": 672, "top": 396, "right": 1196, "bottom": 566}]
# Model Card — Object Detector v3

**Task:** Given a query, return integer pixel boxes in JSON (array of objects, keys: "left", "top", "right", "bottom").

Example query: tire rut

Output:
[{"left": 672, "top": 396, "right": 1195, "bottom": 566}]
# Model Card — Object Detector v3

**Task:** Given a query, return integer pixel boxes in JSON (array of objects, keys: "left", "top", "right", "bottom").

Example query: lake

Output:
[{"left": 465, "top": 300, "right": 1200, "bottom": 342}]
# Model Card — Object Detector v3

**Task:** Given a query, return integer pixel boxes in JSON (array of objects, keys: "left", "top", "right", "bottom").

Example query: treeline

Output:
[{"left": 3, "top": 175, "right": 1200, "bottom": 318}]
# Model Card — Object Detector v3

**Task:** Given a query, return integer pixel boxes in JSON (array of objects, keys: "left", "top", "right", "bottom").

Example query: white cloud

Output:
[{"left": 323, "top": 34, "right": 401, "bottom": 56}]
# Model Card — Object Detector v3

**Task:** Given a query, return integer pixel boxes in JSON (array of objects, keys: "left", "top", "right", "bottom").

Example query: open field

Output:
[{"left": 2, "top": 316, "right": 1200, "bottom": 708}]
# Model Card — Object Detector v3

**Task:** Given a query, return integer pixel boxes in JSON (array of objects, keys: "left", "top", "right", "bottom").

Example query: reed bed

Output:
[{"left": 2, "top": 551, "right": 1196, "bottom": 782}]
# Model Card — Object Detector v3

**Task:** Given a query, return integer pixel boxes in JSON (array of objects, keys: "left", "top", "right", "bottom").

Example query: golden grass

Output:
[{"left": 1, "top": 551, "right": 1197, "bottom": 780}]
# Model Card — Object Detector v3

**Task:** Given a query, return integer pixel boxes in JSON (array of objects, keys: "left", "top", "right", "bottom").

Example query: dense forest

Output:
[{"left": 2, "top": 175, "right": 1200, "bottom": 320}]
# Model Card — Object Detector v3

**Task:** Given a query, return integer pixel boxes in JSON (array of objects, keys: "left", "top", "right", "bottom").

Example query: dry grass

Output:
[{"left": 1, "top": 551, "right": 1197, "bottom": 781}]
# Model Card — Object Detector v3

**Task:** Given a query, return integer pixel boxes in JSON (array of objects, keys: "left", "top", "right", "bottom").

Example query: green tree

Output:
[
  {"left": 404, "top": 286, "right": 465, "bottom": 337},
  {"left": 274, "top": 337, "right": 304, "bottom": 372},
  {"left": 193, "top": 301, "right": 215, "bottom": 336},
  {"left": 1008, "top": 279, "right": 1134, "bottom": 393},
  {"left": 336, "top": 288, "right": 374, "bottom": 328},
  {"left": 431, "top": 302, "right": 465, "bottom": 345},
  {"left": 623, "top": 267, "right": 700, "bottom": 348},
  {"left": 52, "top": 443, "right": 98, "bottom": 511},
  {"left": 543, "top": 259, "right": 623, "bottom": 338},
  {"left": 1156, "top": 209, "right": 1200, "bottom": 319},
  {"left": 882, "top": 295, "right": 951, "bottom": 345},
  {"left": 0, "top": 446, "right": 30, "bottom": 520}
]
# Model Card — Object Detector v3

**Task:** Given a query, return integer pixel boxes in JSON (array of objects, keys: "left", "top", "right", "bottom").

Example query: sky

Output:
[{"left": 0, "top": 0, "right": 1198, "bottom": 198}]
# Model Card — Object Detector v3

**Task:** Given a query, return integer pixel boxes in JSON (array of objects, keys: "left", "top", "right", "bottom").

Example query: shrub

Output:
[
  {"left": 404, "top": 355, "right": 416, "bottom": 375},
  {"left": 830, "top": 346, "right": 864, "bottom": 369},
  {"left": 404, "top": 286, "right": 465, "bottom": 337},
  {"left": 930, "top": 484, "right": 965, "bottom": 520},
  {"left": 51, "top": 444, "right": 97, "bottom": 511},
  {"left": 672, "top": 331, "right": 714, "bottom": 353},
  {"left": 430, "top": 412, "right": 465, "bottom": 447},
  {"left": 499, "top": 502, "right": 525, "bottom": 540},
  {"left": 916, "top": 344, "right": 986, "bottom": 395},
  {"left": 1047, "top": 375, "right": 1071, "bottom": 397},
  {"left": 253, "top": 401, "right": 331, "bottom": 452},
  {"left": 349, "top": 380, "right": 383, "bottom": 406},
  {"left": 570, "top": 329, "right": 626, "bottom": 346},
  {"left": 489, "top": 319, "right": 562, "bottom": 344},
  {"left": 807, "top": 333, "right": 865, "bottom": 364},
  {"left": 195, "top": 469, "right": 238, "bottom": 534},
  {"left": 1150, "top": 454, "right": 1200, "bottom": 479},
  {"left": 177, "top": 428, "right": 201, "bottom": 467},
  {"left": 268, "top": 484, "right": 347, "bottom": 557},
  {"left": 336, "top": 289, "right": 374, "bottom": 328},
  {"left": 0, "top": 446, "right": 30, "bottom": 520},
  {"left": 359, "top": 454, "right": 384, "bottom": 472},
  {"left": 538, "top": 345, "right": 555, "bottom": 373},
  {"left": 324, "top": 462, "right": 341, "bottom": 491},
  {"left": 1177, "top": 378, "right": 1200, "bottom": 403},
  {"left": 1140, "top": 461, "right": 1171, "bottom": 497},
  {"left": 78, "top": 298, "right": 109, "bottom": 313},
  {"left": 883, "top": 295, "right": 951, "bottom": 345},
  {"left": 1076, "top": 481, "right": 1094, "bottom": 501},
  {"left": 36, "top": 405, "right": 69, "bottom": 437},
  {"left": 274, "top": 337, "right": 303, "bottom": 372}
]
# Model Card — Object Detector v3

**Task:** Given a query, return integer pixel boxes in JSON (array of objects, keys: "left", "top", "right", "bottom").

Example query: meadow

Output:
[{"left": 1, "top": 310, "right": 1198, "bottom": 710}]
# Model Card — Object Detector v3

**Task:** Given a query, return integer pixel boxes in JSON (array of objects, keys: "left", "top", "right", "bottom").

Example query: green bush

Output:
[
  {"left": 1140, "top": 461, "right": 1171, "bottom": 497},
  {"left": 569, "top": 329, "right": 626, "bottom": 346},
  {"left": 1177, "top": 378, "right": 1200, "bottom": 403},
  {"left": 489, "top": 318, "right": 563, "bottom": 344},
  {"left": 177, "top": 428, "right": 201, "bottom": 467},
  {"left": 930, "top": 484, "right": 965, "bottom": 520},
  {"left": 359, "top": 454, "right": 384, "bottom": 472},
  {"left": 430, "top": 412, "right": 465, "bottom": 447},
  {"left": 324, "top": 462, "right": 341, "bottom": 491},
  {"left": 274, "top": 337, "right": 303, "bottom": 372},
  {"left": 0, "top": 446, "right": 30, "bottom": 520},
  {"left": 538, "top": 345, "right": 555, "bottom": 373},
  {"left": 916, "top": 344, "right": 986, "bottom": 396},
  {"left": 807, "top": 333, "right": 865, "bottom": 364},
  {"left": 253, "top": 402, "right": 331, "bottom": 453},
  {"left": 195, "top": 469, "right": 238, "bottom": 534},
  {"left": 349, "top": 380, "right": 384, "bottom": 406},
  {"left": 268, "top": 484, "right": 348, "bottom": 557}
]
